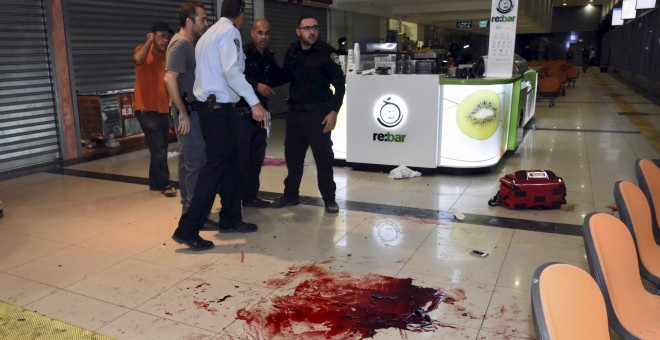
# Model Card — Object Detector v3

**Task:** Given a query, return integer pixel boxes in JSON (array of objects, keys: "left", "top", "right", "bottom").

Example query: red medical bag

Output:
[{"left": 488, "top": 170, "right": 566, "bottom": 209}]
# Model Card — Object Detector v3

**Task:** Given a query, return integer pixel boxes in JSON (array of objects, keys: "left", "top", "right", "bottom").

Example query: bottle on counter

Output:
[
  {"left": 346, "top": 49, "right": 355, "bottom": 75},
  {"left": 447, "top": 57, "right": 457, "bottom": 78}
]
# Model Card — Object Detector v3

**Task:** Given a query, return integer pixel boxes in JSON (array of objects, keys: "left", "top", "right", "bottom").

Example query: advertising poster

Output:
[
  {"left": 439, "top": 84, "right": 512, "bottom": 167},
  {"left": 486, "top": 0, "right": 519, "bottom": 78}
]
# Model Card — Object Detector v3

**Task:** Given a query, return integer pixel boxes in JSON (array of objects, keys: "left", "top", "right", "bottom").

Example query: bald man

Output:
[{"left": 236, "top": 18, "right": 287, "bottom": 208}]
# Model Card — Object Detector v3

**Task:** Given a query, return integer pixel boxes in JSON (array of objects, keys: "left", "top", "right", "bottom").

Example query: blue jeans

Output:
[
  {"left": 135, "top": 110, "right": 171, "bottom": 191},
  {"left": 172, "top": 108, "right": 206, "bottom": 213}
]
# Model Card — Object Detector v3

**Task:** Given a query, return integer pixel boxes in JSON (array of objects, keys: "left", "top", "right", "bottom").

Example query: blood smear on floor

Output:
[{"left": 236, "top": 264, "right": 463, "bottom": 338}]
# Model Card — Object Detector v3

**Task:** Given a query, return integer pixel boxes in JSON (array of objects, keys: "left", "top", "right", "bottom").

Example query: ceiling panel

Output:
[{"left": 331, "top": 0, "right": 610, "bottom": 34}]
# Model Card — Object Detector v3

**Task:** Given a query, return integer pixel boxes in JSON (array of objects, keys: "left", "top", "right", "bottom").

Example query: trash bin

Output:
[{"left": 600, "top": 65, "right": 608, "bottom": 73}]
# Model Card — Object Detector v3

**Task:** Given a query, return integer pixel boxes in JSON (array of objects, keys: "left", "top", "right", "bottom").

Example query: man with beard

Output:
[
  {"left": 270, "top": 15, "right": 345, "bottom": 214},
  {"left": 236, "top": 18, "right": 286, "bottom": 208},
  {"left": 164, "top": 2, "right": 209, "bottom": 215},
  {"left": 133, "top": 22, "right": 175, "bottom": 197}
]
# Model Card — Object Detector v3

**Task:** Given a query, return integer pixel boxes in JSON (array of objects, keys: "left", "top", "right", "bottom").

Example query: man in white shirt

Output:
[{"left": 172, "top": 0, "right": 268, "bottom": 251}]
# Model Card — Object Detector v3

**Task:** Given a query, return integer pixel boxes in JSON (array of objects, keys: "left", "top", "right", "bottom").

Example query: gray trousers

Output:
[{"left": 172, "top": 108, "right": 206, "bottom": 214}]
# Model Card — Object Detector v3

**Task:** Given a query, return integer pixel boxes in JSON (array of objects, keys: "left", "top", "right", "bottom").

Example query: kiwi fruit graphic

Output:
[{"left": 456, "top": 89, "right": 500, "bottom": 140}]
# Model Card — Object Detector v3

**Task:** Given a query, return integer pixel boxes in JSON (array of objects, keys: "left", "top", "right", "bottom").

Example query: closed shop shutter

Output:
[
  {"left": 264, "top": 0, "right": 328, "bottom": 114},
  {"left": 240, "top": 0, "right": 255, "bottom": 45},
  {"left": 63, "top": 0, "right": 217, "bottom": 93},
  {"left": 0, "top": 0, "right": 61, "bottom": 173}
]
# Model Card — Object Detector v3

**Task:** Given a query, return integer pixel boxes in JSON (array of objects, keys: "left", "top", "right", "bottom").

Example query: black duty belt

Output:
[
  {"left": 235, "top": 107, "right": 252, "bottom": 118},
  {"left": 288, "top": 103, "right": 327, "bottom": 111},
  {"left": 208, "top": 102, "right": 235, "bottom": 110},
  {"left": 193, "top": 101, "right": 235, "bottom": 110}
]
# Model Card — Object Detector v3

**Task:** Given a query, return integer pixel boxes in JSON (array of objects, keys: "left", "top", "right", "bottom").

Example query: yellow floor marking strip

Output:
[
  {"left": 597, "top": 75, "right": 660, "bottom": 154},
  {"left": 0, "top": 301, "right": 114, "bottom": 340}
]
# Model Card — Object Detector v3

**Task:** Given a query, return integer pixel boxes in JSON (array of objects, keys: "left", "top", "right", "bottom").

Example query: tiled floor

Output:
[{"left": 0, "top": 68, "right": 658, "bottom": 339}]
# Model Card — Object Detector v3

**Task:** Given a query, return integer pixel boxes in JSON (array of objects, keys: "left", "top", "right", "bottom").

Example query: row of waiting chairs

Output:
[
  {"left": 528, "top": 60, "right": 580, "bottom": 108},
  {"left": 532, "top": 159, "right": 660, "bottom": 339}
]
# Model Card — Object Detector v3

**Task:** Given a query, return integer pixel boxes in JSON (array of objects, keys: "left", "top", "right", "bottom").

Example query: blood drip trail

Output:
[{"left": 236, "top": 264, "right": 465, "bottom": 339}]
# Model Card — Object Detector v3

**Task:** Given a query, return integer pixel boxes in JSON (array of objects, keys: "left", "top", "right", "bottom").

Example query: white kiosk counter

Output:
[
  {"left": 346, "top": 74, "right": 440, "bottom": 168},
  {"left": 331, "top": 73, "right": 529, "bottom": 170}
]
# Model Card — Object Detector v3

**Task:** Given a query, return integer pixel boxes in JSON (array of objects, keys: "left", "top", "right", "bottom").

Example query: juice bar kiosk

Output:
[{"left": 331, "top": 52, "right": 537, "bottom": 170}]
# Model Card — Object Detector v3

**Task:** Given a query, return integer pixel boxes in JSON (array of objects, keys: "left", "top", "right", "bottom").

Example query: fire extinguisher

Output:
[{"left": 119, "top": 93, "right": 134, "bottom": 119}]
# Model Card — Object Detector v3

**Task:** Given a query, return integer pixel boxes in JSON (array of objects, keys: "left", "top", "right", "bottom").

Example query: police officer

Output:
[
  {"left": 237, "top": 18, "right": 286, "bottom": 208},
  {"left": 172, "top": 0, "right": 267, "bottom": 251},
  {"left": 271, "top": 15, "right": 346, "bottom": 214}
]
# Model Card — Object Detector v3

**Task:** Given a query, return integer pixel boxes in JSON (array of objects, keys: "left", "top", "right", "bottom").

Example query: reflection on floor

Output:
[{"left": 0, "top": 69, "right": 658, "bottom": 339}]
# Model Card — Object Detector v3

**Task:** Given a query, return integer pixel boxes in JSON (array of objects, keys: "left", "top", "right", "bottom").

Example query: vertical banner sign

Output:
[{"left": 486, "top": 0, "right": 519, "bottom": 78}]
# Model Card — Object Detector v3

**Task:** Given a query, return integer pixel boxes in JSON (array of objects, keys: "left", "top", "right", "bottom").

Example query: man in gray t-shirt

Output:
[{"left": 164, "top": 2, "right": 208, "bottom": 214}]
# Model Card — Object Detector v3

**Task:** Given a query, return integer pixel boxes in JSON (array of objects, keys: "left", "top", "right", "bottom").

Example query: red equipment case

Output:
[{"left": 488, "top": 170, "right": 566, "bottom": 209}]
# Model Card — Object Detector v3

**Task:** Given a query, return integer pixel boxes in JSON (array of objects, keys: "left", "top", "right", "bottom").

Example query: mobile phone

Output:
[{"left": 469, "top": 250, "right": 489, "bottom": 257}]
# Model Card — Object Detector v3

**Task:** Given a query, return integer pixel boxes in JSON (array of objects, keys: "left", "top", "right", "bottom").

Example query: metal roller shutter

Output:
[
  {"left": 0, "top": 0, "right": 61, "bottom": 173},
  {"left": 63, "top": 0, "right": 217, "bottom": 93},
  {"left": 264, "top": 0, "right": 328, "bottom": 114},
  {"left": 240, "top": 0, "right": 255, "bottom": 45}
]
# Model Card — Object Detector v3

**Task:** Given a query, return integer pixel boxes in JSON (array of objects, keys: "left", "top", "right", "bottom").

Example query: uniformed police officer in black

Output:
[
  {"left": 271, "top": 15, "right": 346, "bottom": 214},
  {"left": 237, "top": 18, "right": 286, "bottom": 208}
]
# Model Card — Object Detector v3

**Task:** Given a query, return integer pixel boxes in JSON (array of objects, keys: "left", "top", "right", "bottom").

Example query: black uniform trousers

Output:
[
  {"left": 175, "top": 105, "right": 242, "bottom": 238},
  {"left": 237, "top": 111, "right": 267, "bottom": 201},
  {"left": 282, "top": 108, "right": 336, "bottom": 202}
]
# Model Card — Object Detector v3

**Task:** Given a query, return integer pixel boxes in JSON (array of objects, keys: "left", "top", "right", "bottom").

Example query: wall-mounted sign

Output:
[
  {"left": 456, "top": 21, "right": 472, "bottom": 28},
  {"left": 486, "top": 0, "right": 519, "bottom": 78},
  {"left": 479, "top": 20, "right": 490, "bottom": 28}
]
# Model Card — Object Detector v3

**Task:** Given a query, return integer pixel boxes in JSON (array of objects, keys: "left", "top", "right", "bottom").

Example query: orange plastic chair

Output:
[
  {"left": 635, "top": 159, "right": 660, "bottom": 245},
  {"left": 615, "top": 181, "right": 660, "bottom": 293},
  {"left": 532, "top": 263, "right": 610, "bottom": 340},
  {"left": 548, "top": 70, "right": 568, "bottom": 96},
  {"left": 566, "top": 67, "right": 579, "bottom": 87},
  {"left": 538, "top": 77, "right": 561, "bottom": 107},
  {"left": 583, "top": 213, "right": 660, "bottom": 339}
]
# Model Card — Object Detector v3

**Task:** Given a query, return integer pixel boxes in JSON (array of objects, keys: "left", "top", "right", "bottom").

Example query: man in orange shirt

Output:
[{"left": 133, "top": 22, "right": 176, "bottom": 197}]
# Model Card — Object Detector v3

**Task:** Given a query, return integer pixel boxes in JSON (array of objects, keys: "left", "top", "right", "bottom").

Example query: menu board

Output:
[
  {"left": 621, "top": 0, "right": 637, "bottom": 19},
  {"left": 612, "top": 8, "right": 624, "bottom": 25},
  {"left": 636, "top": 0, "right": 656, "bottom": 8}
]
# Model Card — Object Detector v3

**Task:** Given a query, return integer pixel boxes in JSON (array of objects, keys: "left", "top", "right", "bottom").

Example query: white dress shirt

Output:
[{"left": 193, "top": 17, "right": 259, "bottom": 106}]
